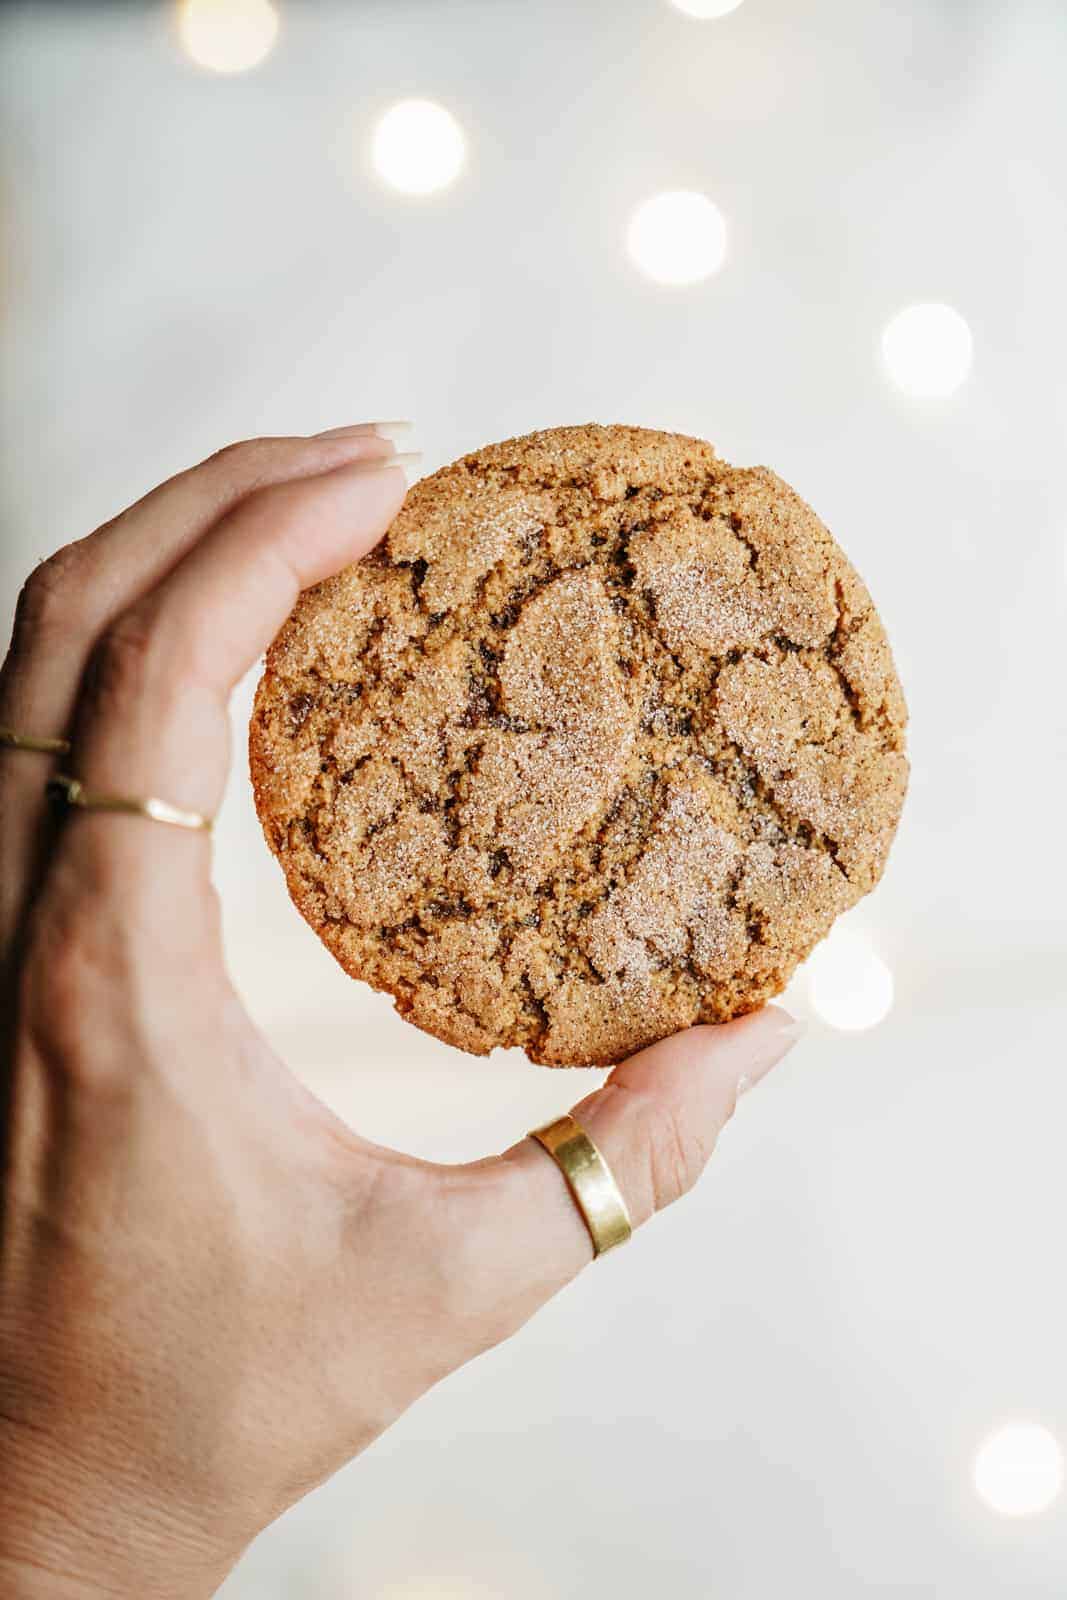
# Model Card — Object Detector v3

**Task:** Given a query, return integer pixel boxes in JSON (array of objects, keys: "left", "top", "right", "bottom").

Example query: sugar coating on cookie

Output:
[{"left": 250, "top": 425, "right": 908, "bottom": 1066}]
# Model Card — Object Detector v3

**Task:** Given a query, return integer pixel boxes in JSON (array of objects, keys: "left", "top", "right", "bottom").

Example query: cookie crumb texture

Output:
[{"left": 251, "top": 425, "right": 908, "bottom": 1066}]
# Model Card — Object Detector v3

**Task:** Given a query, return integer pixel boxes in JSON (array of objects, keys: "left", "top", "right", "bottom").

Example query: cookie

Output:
[{"left": 250, "top": 425, "right": 907, "bottom": 1066}]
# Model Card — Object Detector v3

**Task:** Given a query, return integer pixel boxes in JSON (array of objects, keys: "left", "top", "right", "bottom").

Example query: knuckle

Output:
[
  {"left": 205, "top": 435, "right": 278, "bottom": 487},
  {"left": 13, "top": 543, "right": 91, "bottom": 642},
  {"left": 88, "top": 606, "right": 164, "bottom": 708},
  {"left": 622, "top": 1085, "right": 709, "bottom": 1213},
  {"left": 20, "top": 899, "right": 135, "bottom": 1102}
]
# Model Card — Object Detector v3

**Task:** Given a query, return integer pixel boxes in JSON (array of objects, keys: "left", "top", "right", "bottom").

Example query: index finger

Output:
[
  {"left": 64, "top": 454, "right": 416, "bottom": 835},
  {"left": 0, "top": 428, "right": 404, "bottom": 942}
]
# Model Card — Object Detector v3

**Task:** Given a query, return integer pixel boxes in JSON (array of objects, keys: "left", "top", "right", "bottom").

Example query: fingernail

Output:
[
  {"left": 733, "top": 1007, "right": 805, "bottom": 1098},
  {"left": 345, "top": 450, "right": 422, "bottom": 488},
  {"left": 315, "top": 420, "right": 414, "bottom": 441}
]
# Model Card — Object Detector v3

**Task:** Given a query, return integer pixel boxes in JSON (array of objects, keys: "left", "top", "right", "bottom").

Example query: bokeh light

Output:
[
  {"left": 668, "top": 0, "right": 746, "bottom": 16},
  {"left": 881, "top": 302, "right": 973, "bottom": 398},
  {"left": 175, "top": 0, "right": 279, "bottom": 75},
  {"left": 371, "top": 100, "right": 467, "bottom": 196},
  {"left": 627, "top": 191, "right": 728, "bottom": 286},
  {"left": 973, "top": 1423, "right": 1064, "bottom": 1517},
  {"left": 805, "top": 926, "right": 894, "bottom": 1031}
]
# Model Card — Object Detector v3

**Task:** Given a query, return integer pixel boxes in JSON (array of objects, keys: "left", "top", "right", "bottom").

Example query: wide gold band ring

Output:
[
  {"left": 47, "top": 774, "right": 213, "bottom": 833},
  {"left": 0, "top": 724, "right": 71, "bottom": 755},
  {"left": 530, "top": 1114, "right": 633, "bottom": 1257}
]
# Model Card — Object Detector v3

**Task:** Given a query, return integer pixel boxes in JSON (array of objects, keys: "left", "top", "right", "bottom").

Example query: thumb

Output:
[{"left": 443, "top": 1007, "right": 803, "bottom": 1352}]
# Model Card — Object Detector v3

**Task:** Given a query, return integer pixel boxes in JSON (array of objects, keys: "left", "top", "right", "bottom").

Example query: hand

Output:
[{"left": 0, "top": 429, "right": 802, "bottom": 1599}]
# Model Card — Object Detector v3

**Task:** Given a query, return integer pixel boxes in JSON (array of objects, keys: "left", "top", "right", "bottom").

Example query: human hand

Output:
[{"left": 0, "top": 428, "right": 802, "bottom": 1598}]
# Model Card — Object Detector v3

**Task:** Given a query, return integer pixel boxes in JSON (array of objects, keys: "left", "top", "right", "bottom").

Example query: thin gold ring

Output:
[
  {"left": 0, "top": 724, "right": 71, "bottom": 755},
  {"left": 529, "top": 1113, "right": 633, "bottom": 1257},
  {"left": 47, "top": 774, "right": 213, "bottom": 833}
]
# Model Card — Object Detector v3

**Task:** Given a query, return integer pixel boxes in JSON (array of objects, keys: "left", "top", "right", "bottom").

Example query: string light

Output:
[
  {"left": 805, "top": 926, "right": 894, "bottom": 1032},
  {"left": 175, "top": 0, "right": 279, "bottom": 75},
  {"left": 371, "top": 100, "right": 467, "bottom": 196},
  {"left": 973, "top": 1423, "right": 1064, "bottom": 1517},
  {"left": 668, "top": 0, "right": 746, "bottom": 16},
  {"left": 881, "top": 302, "right": 973, "bottom": 398},
  {"left": 627, "top": 191, "right": 728, "bottom": 286}
]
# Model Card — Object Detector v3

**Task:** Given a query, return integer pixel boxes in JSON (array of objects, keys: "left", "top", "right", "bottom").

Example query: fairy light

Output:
[
  {"left": 805, "top": 925, "right": 894, "bottom": 1032},
  {"left": 881, "top": 302, "right": 974, "bottom": 398},
  {"left": 627, "top": 191, "right": 728, "bottom": 286},
  {"left": 973, "top": 1423, "right": 1064, "bottom": 1517},
  {"left": 175, "top": 0, "right": 279, "bottom": 75},
  {"left": 371, "top": 100, "right": 467, "bottom": 196}
]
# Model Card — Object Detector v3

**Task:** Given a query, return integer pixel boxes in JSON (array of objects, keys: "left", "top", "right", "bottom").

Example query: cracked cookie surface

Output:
[{"left": 250, "top": 424, "right": 908, "bottom": 1066}]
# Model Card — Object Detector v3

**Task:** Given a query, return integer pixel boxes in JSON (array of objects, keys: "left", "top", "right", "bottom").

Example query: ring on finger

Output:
[
  {"left": 47, "top": 773, "right": 213, "bottom": 833},
  {"left": 530, "top": 1114, "right": 633, "bottom": 1257},
  {"left": 0, "top": 725, "right": 71, "bottom": 755}
]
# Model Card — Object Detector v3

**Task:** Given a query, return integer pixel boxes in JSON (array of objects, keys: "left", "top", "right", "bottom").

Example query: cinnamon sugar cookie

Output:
[{"left": 250, "top": 425, "right": 907, "bottom": 1065}]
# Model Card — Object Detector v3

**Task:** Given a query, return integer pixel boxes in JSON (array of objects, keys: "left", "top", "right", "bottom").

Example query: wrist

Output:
[
  {"left": 0, "top": 1442, "right": 239, "bottom": 1600},
  {"left": 0, "top": 1554, "right": 126, "bottom": 1600},
  {"left": 0, "top": 1528, "right": 234, "bottom": 1600}
]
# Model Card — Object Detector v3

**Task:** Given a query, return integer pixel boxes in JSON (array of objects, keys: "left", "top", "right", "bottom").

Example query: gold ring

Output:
[
  {"left": 529, "top": 1113, "right": 633, "bottom": 1257},
  {"left": 47, "top": 774, "right": 213, "bottom": 833},
  {"left": 0, "top": 724, "right": 70, "bottom": 755}
]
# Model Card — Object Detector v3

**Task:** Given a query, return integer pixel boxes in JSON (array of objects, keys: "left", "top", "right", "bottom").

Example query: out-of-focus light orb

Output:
[
  {"left": 176, "top": 0, "right": 279, "bottom": 74},
  {"left": 371, "top": 100, "right": 467, "bottom": 196},
  {"left": 973, "top": 1423, "right": 1064, "bottom": 1517},
  {"left": 669, "top": 0, "right": 746, "bottom": 16},
  {"left": 627, "top": 191, "right": 727, "bottom": 286},
  {"left": 806, "top": 926, "right": 894, "bottom": 1031},
  {"left": 881, "top": 302, "right": 973, "bottom": 398}
]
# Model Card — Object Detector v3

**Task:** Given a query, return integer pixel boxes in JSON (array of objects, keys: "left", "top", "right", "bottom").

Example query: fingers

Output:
[
  {"left": 0, "top": 427, "right": 403, "bottom": 946},
  {"left": 54, "top": 454, "right": 412, "bottom": 908},
  {"left": 438, "top": 1008, "right": 804, "bottom": 1352},
  {"left": 0, "top": 428, "right": 400, "bottom": 750}
]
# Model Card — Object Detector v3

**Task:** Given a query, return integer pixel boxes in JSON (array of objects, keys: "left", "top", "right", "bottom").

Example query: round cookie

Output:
[{"left": 250, "top": 425, "right": 908, "bottom": 1066}]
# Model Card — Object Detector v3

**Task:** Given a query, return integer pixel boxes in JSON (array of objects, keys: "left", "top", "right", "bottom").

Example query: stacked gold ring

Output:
[
  {"left": 0, "top": 725, "right": 70, "bottom": 755},
  {"left": 530, "top": 1114, "right": 633, "bottom": 1257},
  {"left": 47, "top": 774, "right": 213, "bottom": 833},
  {"left": 3, "top": 728, "right": 212, "bottom": 832}
]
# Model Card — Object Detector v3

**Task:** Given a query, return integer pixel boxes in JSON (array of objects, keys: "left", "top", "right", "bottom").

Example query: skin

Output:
[{"left": 0, "top": 429, "right": 802, "bottom": 1598}]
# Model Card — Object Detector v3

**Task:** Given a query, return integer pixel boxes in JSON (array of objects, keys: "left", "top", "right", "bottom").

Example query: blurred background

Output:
[{"left": 2, "top": 0, "right": 1066, "bottom": 1594}]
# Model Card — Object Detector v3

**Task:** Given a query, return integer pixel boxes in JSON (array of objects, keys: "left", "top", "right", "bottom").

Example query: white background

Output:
[{"left": 2, "top": 2, "right": 1066, "bottom": 1595}]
